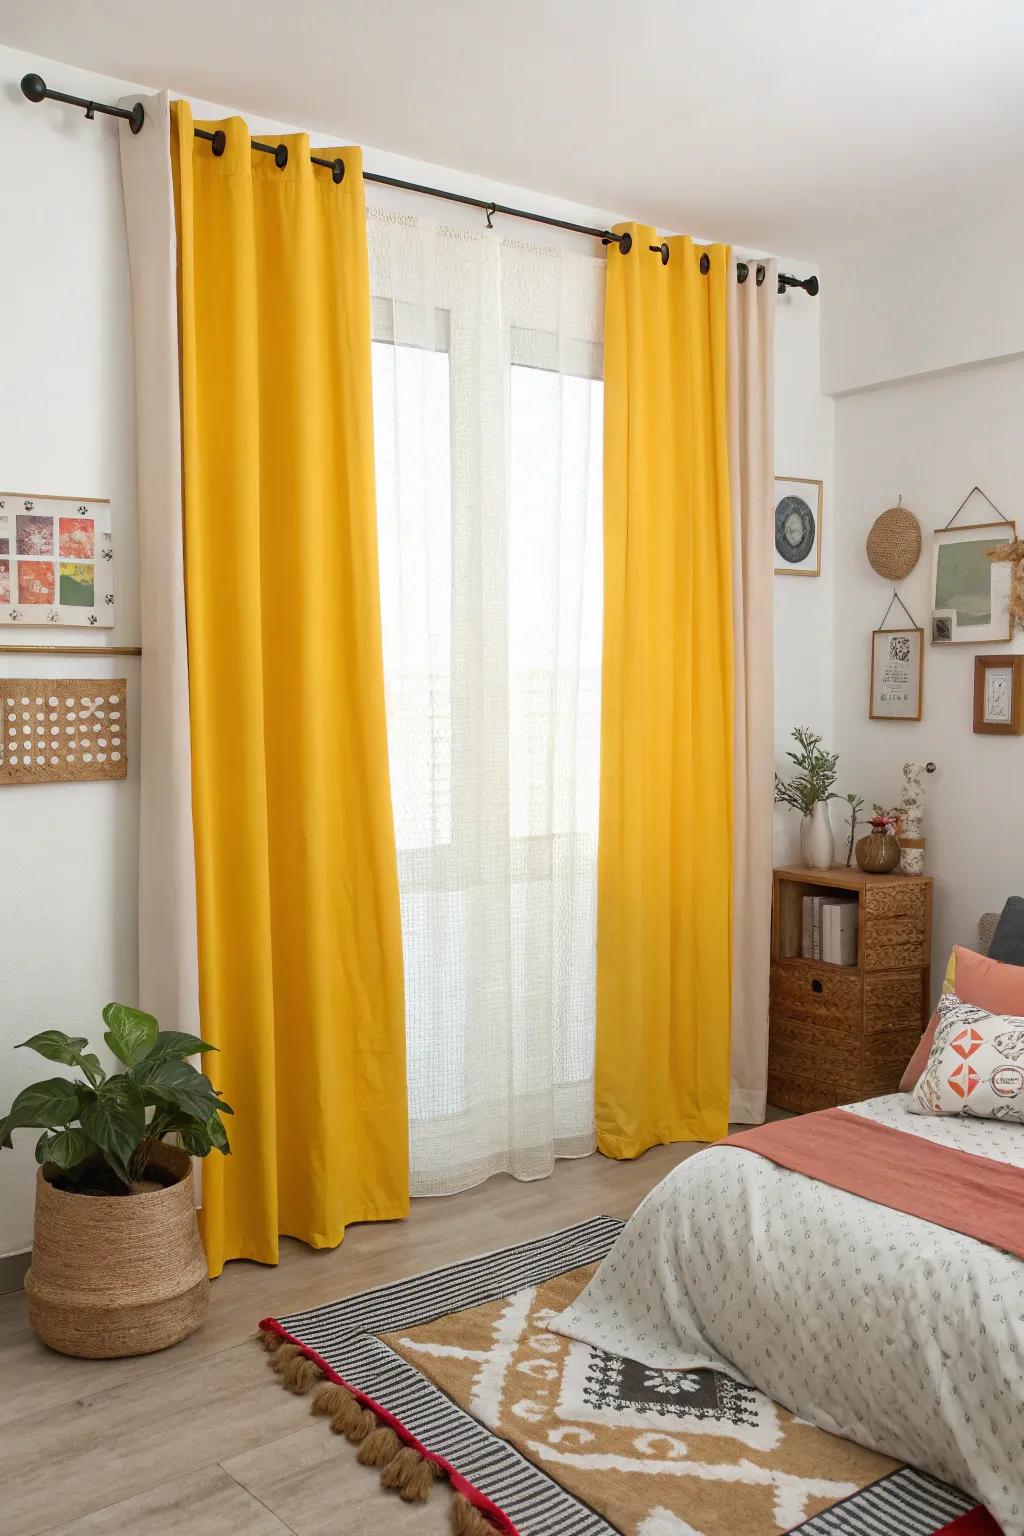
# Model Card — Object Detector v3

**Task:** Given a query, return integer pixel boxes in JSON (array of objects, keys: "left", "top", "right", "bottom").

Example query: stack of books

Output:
[{"left": 801, "top": 893, "right": 858, "bottom": 965}]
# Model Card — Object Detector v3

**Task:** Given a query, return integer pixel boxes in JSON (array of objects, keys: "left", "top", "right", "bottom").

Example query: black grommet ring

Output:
[
  {"left": 129, "top": 101, "right": 145, "bottom": 135},
  {"left": 756, "top": 263, "right": 766, "bottom": 286},
  {"left": 332, "top": 158, "right": 345, "bottom": 184},
  {"left": 737, "top": 262, "right": 748, "bottom": 283},
  {"left": 699, "top": 252, "right": 710, "bottom": 275},
  {"left": 649, "top": 242, "right": 669, "bottom": 266},
  {"left": 618, "top": 232, "right": 633, "bottom": 254},
  {"left": 212, "top": 129, "right": 227, "bottom": 157},
  {"left": 274, "top": 143, "right": 288, "bottom": 169}
]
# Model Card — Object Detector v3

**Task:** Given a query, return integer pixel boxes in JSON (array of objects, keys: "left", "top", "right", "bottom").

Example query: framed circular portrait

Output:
[{"left": 774, "top": 476, "right": 823, "bottom": 577}]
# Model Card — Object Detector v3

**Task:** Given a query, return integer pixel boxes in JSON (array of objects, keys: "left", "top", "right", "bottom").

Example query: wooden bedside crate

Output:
[{"left": 768, "top": 864, "right": 933, "bottom": 1113}]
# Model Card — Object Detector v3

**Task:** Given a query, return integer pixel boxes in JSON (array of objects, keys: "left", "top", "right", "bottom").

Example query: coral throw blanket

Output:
[{"left": 722, "top": 1109, "right": 1024, "bottom": 1260}]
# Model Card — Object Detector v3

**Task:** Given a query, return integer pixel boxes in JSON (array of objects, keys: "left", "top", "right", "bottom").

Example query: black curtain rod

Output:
[{"left": 20, "top": 73, "right": 819, "bottom": 297}]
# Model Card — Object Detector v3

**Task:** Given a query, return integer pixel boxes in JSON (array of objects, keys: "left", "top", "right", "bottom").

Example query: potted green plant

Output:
[
  {"left": 773, "top": 726, "right": 840, "bottom": 869},
  {"left": 0, "top": 1003, "right": 231, "bottom": 1359}
]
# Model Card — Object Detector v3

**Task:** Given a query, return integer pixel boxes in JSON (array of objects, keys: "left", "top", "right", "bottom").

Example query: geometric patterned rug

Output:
[{"left": 258, "top": 1218, "right": 997, "bottom": 1536}]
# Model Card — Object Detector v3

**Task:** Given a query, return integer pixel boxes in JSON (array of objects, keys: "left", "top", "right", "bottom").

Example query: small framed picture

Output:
[
  {"left": 931, "top": 521, "right": 1016, "bottom": 644},
  {"left": 973, "top": 654, "right": 1024, "bottom": 735},
  {"left": 870, "top": 627, "right": 924, "bottom": 721},
  {"left": 774, "top": 476, "right": 822, "bottom": 577}
]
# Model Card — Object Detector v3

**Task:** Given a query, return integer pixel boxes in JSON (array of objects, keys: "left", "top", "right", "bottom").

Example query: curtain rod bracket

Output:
[
  {"left": 21, "top": 72, "right": 145, "bottom": 133},
  {"left": 778, "top": 272, "right": 820, "bottom": 297}
]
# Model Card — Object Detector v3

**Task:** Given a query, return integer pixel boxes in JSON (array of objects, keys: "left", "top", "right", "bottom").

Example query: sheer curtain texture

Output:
[{"left": 368, "top": 212, "right": 604, "bottom": 1196}]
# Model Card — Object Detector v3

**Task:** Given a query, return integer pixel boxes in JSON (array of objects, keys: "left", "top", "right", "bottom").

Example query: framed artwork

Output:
[
  {"left": 0, "top": 679, "right": 127, "bottom": 783},
  {"left": 931, "top": 521, "right": 1016, "bottom": 645},
  {"left": 774, "top": 476, "right": 822, "bottom": 576},
  {"left": 0, "top": 493, "right": 114, "bottom": 629},
  {"left": 870, "top": 627, "right": 924, "bottom": 721},
  {"left": 973, "top": 655, "right": 1024, "bottom": 735}
]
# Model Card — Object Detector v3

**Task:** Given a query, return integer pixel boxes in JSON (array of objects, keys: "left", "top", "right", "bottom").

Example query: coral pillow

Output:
[
  {"left": 899, "top": 946, "right": 1024, "bottom": 1092},
  {"left": 908, "top": 991, "right": 1024, "bottom": 1123}
]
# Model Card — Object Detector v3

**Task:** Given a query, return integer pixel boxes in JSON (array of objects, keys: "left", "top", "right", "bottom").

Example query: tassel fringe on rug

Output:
[{"left": 261, "top": 1323, "right": 508, "bottom": 1534}]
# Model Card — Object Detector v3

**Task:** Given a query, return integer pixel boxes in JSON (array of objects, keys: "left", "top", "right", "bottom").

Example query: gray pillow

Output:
[{"left": 988, "top": 897, "right": 1024, "bottom": 966}]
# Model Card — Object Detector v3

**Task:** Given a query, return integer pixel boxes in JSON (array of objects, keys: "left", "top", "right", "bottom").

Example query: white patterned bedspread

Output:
[{"left": 550, "top": 1095, "right": 1024, "bottom": 1534}]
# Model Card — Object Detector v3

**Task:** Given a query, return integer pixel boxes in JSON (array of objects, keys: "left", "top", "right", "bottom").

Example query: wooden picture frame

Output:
[
  {"left": 774, "top": 476, "right": 822, "bottom": 577},
  {"left": 869, "top": 627, "right": 924, "bottom": 721},
  {"left": 973, "top": 654, "right": 1024, "bottom": 735},
  {"left": 931, "top": 520, "right": 1016, "bottom": 645}
]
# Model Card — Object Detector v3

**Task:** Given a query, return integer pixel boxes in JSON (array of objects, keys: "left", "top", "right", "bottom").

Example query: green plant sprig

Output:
[
  {"left": 773, "top": 725, "right": 840, "bottom": 816},
  {"left": 0, "top": 1004, "right": 232, "bottom": 1189}
]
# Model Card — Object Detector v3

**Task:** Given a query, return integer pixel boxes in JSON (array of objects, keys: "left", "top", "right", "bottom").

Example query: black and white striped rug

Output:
[{"left": 262, "top": 1217, "right": 987, "bottom": 1536}]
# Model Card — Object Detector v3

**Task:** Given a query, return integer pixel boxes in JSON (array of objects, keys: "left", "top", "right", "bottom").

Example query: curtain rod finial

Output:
[{"left": 21, "top": 73, "right": 47, "bottom": 102}]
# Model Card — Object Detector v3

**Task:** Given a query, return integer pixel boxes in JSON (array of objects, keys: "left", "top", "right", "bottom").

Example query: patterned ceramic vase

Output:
[{"left": 855, "top": 831, "right": 901, "bottom": 874}]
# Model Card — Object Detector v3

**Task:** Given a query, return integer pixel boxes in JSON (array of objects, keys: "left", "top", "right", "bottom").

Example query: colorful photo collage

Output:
[{"left": 0, "top": 494, "right": 115, "bottom": 627}]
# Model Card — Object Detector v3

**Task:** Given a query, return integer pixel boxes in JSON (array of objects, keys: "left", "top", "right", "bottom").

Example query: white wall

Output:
[
  {"left": 822, "top": 200, "right": 1024, "bottom": 997},
  {"left": 832, "top": 358, "right": 1024, "bottom": 989},
  {"left": 0, "top": 42, "right": 830, "bottom": 1259},
  {"left": 772, "top": 285, "right": 835, "bottom": 865},
  {"left": 820, "top": 209, "right": 1024, "bottom": 397},
  {"left": 0, "top": 52, "right": 142, "bottom": 1265}
]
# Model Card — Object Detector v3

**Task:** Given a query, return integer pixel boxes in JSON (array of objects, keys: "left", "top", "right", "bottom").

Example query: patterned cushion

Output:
[{"left": 909, "top": 991, "right": 1024, "bottom": 1123}]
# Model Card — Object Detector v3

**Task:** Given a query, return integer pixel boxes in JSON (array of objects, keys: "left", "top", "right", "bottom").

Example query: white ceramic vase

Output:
[{"left": 804, "top": 801, "right": 835, "bottom": 870}]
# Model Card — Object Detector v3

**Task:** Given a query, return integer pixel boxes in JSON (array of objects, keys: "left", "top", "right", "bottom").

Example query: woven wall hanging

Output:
[
  {"left": 0, "top": 678, "right": 127, "bottom": 784},
  {"left": 866, "top": 499, "right": 922, "bottom": 580}
]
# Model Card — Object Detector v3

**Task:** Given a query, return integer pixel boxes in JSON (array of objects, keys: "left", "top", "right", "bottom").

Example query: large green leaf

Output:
[
  {"left": 34, "top": 1127, "right": 97, "bottom": 1172},
  {"left": 206, "top": 1110, "right": 230, "bottom": 1154},
  {"left": 139, "top": 1031, "right": 215, "bottom": 1066},
  {"left": 79, "top": 1079, "right": 145, "bottom": 1185},
  {"left": 2, "top": 1077, "right": 83, "bottom": 1133},
  {"left": 17, "top": 1032, "right": 105, "bottom": 1088},
  {"left": 134, "top": 1058, "right": 233, "bottom": 1121},
  {"left": 177, "top": 1124, "right": 213, "bottom": 1158},
  {"left": 102, "top": 1003, "right": 159, "bottom": 1066}
]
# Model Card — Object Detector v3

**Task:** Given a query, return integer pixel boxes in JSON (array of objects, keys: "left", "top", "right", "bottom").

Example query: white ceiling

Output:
[{"left": 3, "top": 0, "right": 1024, "bottom": 258}]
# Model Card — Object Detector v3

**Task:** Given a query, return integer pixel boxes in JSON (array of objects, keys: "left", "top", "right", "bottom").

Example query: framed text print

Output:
[
  {"left": 774, "top": 476, "right": 822, "bottom": 576},
  {"left": 931, "top": 521, "right": 1015, "bottom": 645},
  {"left": 870, "top": 627, "right": 924, "bottom": 721},
  {"left": 0, "top": 493, "right": 114, "bottom": 629},
  {"left": 973, "top": 655, "right": 1024, "bottom": 735}
]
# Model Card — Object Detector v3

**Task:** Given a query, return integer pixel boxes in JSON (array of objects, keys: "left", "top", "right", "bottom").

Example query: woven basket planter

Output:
[{"left": 25, "top": 1141, "right": 208, "bottom": 1359}]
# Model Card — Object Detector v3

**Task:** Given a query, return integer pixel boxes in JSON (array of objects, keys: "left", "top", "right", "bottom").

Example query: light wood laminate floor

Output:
[{"left": 0, "top": 1139, "right": 719, "bottom": 1536}]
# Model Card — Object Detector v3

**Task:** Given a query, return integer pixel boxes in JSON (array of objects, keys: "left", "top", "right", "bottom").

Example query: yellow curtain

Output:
[
  {"left": 170, "top": 103, "right": 408, "bottom": 1277},
  {"left": 596, "top": 226, "right": 733, "bottom": 1158}
]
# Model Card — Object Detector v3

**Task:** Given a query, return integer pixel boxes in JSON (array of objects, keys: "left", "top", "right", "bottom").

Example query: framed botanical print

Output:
[
  {"left": 931, "top": 521, "right": 1015, "bottom": 644},
  {"left": 870, "top": 626, "right": 924, "bottom": 720},
  {"left": 774, "top": 476, "right": 822, "bottom": 577},
  {"left": 973, "top": 654, "right": 1024, "bottom": 735}
]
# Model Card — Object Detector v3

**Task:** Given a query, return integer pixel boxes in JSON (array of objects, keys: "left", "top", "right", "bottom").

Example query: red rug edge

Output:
[
  {"left": 939, "top": 1508, "right": 1004, "bottom": 1535},
  {"left": 258, "top": 1315, "right": 521, "bottom": 1536}
]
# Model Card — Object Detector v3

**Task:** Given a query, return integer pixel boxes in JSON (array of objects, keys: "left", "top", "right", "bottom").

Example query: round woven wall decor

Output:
[{"left": 866, "top": 504, "right": 922, "bottom": 579}]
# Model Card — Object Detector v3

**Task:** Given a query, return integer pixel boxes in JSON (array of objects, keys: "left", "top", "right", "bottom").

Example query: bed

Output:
[{"left": 550, "top": 1094, "right": 1024, "bottom": 1535}]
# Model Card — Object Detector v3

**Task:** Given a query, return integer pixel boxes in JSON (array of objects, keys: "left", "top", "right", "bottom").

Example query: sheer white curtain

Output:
[{"left": 368, "top": 211, "right": 604, "bottom": 1196}]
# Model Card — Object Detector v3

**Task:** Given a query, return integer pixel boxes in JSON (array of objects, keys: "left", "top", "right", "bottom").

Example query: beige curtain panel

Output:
[
  {"left": 118, "top": 92, "right": 201, "bottom": 1045},
  {"left": 727, "top": 260, "right": 776, "bottom": 1125}
]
